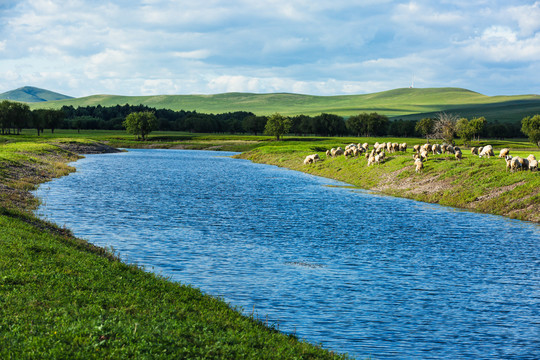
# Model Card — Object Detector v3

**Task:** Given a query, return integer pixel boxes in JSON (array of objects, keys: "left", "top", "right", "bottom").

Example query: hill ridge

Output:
[
  {"left": 14, "top": 86, "right": 540, "bottom": 123},
  {"left": 0, "top": 86, "right": 73, "bottom": 102}
]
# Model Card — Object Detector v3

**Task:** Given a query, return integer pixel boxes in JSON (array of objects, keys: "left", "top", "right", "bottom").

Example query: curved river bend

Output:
[{"left": 34, "top": 149, "right": 540, "bottom": 359}]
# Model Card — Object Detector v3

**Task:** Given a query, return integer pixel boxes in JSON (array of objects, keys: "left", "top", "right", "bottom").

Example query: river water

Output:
[{"left": 33, "top": 149, "right": 540, "bottom": 359}]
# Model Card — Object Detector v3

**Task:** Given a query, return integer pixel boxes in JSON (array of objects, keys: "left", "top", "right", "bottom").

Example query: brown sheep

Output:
[
  {"left": 413, "top": 144, "right": 421, "bottom": 153},
  {"left": 471, "top": 147, "right": 478, "bottom": 155}
]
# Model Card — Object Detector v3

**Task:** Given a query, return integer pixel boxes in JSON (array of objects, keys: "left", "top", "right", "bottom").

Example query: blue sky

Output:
[{"left": 1, "top": 0, "right": 539, "bottom": 97}]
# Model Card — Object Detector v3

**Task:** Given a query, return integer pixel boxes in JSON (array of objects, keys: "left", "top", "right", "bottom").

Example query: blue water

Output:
[{"left": 33, "top": 149, "right": 540, "bottom": 359}]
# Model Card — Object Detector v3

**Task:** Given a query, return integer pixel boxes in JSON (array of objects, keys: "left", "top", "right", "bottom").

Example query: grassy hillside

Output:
[
  {"left": 0, "top": 86, "right": 73, "bottom": 102},
  {"left": 28, "top": 87, "right": 540, "bottom": 123}
]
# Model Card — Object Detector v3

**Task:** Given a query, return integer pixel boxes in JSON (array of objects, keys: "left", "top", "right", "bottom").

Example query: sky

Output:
[{"left": 1, "top": 0, "right": 540, "bottom": 97}]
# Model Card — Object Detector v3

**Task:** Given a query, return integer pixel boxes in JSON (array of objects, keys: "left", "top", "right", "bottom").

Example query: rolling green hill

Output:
[
  {"left": 0, "top": 86, "right": 73, "bottom": 102},
  {"left": 26, "top": 87, "right": 540, "bottom": 123}
]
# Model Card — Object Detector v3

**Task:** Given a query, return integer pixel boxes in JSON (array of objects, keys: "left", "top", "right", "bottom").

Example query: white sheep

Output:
[
  {"left": 479, "top": 145, "right": 494, "bottom": 158},
  {"left": 415, "top": 158, "right": 424, "bottom": 173},
  {"left": 303, "top": 154, "right": 320, "bottom": 165},
  {"left": 499, "top": 148, "right": 510, "bottom": 158},
  {"left": 455, "top": 150, "right": 462, "bottom": 161},
  {"left": 505, "top": 155, "right": 513, "bottom": 172}
]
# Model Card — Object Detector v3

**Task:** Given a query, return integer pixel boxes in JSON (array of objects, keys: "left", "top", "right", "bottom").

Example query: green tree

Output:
[
  {"left": 346, "top": 114, "right": 367, "bottom": 136},
  {"left": 45, "top": 109, "right": 64, "bottom": 134},
  {"left": 0, "top": 100, "right": 31, "bottom": 135},
  {"left": 456, "top": 117, "right": 475, "bottom": 145},
  {"left": 367, "top": 112, "right": 389, "bottom": 136},
  {"left": 242, "top": 115, "right": 267, "bottom": 135},
  {"left": 469, "top": 116, "right": 486, "bottom": 141},
  {"left": 31, "top": 109, "right": 47, "bottom": 136},
  {"left": 264, "top": 113, "right": 292, "bottom": 140},
  {"left": 521, "top": 114, "right": 540, "bottom": 148},
  {"left": 123, "top": 111, "right": 158, "bottom": 140},
  {"left": 415, "top": 117, "right": 434, "bottom": 140}
]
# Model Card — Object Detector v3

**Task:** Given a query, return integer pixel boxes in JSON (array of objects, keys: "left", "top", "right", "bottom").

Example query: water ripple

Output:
[{"left": 34, "top": 149, "right": 540, "bottom": 360}]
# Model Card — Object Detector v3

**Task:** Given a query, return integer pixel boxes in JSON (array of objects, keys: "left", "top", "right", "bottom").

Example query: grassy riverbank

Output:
[
  {"left": 235, "top": 137, "right": 540, "bottom": 223},
  {"left": 0, "top": 138, "right": 349, "bottom": 359}
]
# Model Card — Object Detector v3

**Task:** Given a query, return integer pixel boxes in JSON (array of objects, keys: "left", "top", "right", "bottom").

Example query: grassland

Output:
[
  {"left": 234, "top": 137, "right": 540, "bottom": 223},
  {"left": 28, "top": 87, "right": 540, "bottom": 122},
  {"left": 1, "top": 130, "right": 539, "bottom": 358},
  {"left": 0, "top": 135, "right": 350, "bottom": 359}
]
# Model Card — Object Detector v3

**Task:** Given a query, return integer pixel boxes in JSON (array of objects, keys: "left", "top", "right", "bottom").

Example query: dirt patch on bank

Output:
[
  {"left": 371, "top": 166, "right": 454, "bottom": 196},
  {"left": 54, "top": 141, "right": 122, "bottom": 154}
]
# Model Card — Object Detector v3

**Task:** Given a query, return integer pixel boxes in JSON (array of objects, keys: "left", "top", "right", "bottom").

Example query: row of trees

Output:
[
  {"left": 412, "top": 112, "right": 540, "bottom": 148},
  {"left": 0, "top": 100, "right": 64, "bottom": 135},
  {"left": 0, "top": 100, "right": 537, "bottom": 146}
]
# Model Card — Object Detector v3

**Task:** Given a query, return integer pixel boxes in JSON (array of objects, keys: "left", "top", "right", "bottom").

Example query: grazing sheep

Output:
[
  {"left": 479, "top": 145, "right": 494, "bottom": 158},
  {"left": 499, "top": 148, "right": 510, "bottom": 158},
  {"left": 455, "top": 150, "right": 462, "bottom": 161},
  {"left": 415, "top": 158, "right": 424, "bottom": 173},
  {"left": 527, "top": 154, "right": 536, "bottom": 162},
  {"left": 510, "top": 156, "right": 522, "bottom": 171},
  {"left": 420, "top": 149, "right": 429, "bottom": 161},
  {"left": 454, "top": 146, "right": 461, "bottom": 152},
  {"left": 326, "top": 149, "right": 331, "bottom": 157},
  {"left": 431, "top": 144, "right": 441, "bottom": 155},
  {"left": 521, "top": 158, "right": 530, "bottom": 170},
  {"left": 471, "top": 147, "right": 479, "bottom": 155},
  {"left": 413, "top": 144, "right": 421, "bottom": 153},
  {"left": 303, "top": 154, "right": 320, "bottom": 165},
  {"left": 529, "top": 159, "right": 539, "bottom": 171},
  {"left": 399, "top": 143, "right": 407, "bottom": 152},
  {"left": 446, "top": 145, "right": 455, "bottom": 154},
  {"left": 331, "top": 147, "right": 344, "bottom": 157},
  {"left": 362, "top": 143, "right": 369, "bottom": 150},
  {"left": 505, "top": 155, "right": 513, "bottom": 171}
]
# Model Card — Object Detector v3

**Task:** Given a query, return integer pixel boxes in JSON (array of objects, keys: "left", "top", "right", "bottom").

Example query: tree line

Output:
[{"left": 0, "top": 100, "right": 532, "bottom": 142}]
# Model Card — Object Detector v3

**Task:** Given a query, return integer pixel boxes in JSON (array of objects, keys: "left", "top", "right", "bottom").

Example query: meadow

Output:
[
  {"left": 1, "top": 129, "right": 539, "bottom": 358},
  {"left": 28, "top": 87, "right": 540, "bottom": 122}
]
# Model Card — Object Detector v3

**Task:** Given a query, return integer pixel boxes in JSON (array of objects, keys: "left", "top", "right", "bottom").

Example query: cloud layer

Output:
[{"left": 1, "top": 0, "right": 539, "bottom": 97}]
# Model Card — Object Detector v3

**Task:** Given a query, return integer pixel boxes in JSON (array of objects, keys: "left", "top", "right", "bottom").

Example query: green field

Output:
[
  {"left": 1, "top": 130, "right": 539, "bottom": 358},
  {"left": 28, "top": 87, "right": 540, "bottom": 123},
  {"left": 0, "top": 136, "right": 351, "bottom": 359}
]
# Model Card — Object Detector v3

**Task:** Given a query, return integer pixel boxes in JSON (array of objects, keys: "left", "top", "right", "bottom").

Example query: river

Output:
[{"left": 33, "top": 149, "right": 540, "bottom": 359}]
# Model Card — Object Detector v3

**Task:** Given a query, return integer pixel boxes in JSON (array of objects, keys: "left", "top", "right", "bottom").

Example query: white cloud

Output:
[{"left": 0, "top": 0, "right": 538, "bottom": 97}]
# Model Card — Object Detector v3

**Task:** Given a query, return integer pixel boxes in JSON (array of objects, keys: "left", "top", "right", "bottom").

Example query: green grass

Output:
[
  {"left": 235, "top": 138, "right": 540, "bottom": 223},
  {"left": 27, "top": 87, "right": 540, "bottom": 122},
  {"left": 1, "top": 130, "right": 539, "bottom": 358},
  {"left": 0, "top": 138, "right": 351, "bottom": 359},
  {"left": 0, "top": 209, "right": 347, "bottom": 359}
]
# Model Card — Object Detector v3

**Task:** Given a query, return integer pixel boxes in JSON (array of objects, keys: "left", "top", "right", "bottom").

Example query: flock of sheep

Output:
[{"left": 303, "top": 141, "right": 539, "bottom": 173}]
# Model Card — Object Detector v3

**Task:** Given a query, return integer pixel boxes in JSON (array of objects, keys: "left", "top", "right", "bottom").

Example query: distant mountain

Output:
[{"left": 0, "top": 86, "right": 73, "bottom": 102}]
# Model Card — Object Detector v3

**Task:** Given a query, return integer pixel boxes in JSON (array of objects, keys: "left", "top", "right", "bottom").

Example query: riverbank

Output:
[
  {"left": 234, "top": 140, "right": 540, "bottom": 223},
  {"left": 0, "top": 138, "right": 349, "bottom": 359}
]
